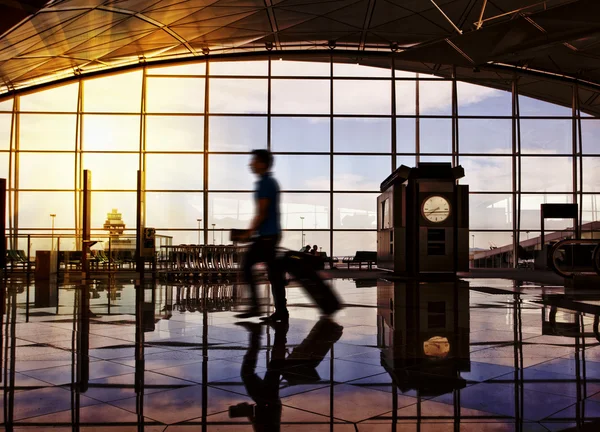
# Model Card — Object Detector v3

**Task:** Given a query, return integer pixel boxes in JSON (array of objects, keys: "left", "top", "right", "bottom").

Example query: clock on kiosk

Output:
[{"left": 422, "top": 196, "right": 451, "bottom": 223}]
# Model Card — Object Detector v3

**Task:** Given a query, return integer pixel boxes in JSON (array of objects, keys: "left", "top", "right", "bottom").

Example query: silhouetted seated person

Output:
[
  {"left": 300, "top": 245, "right": 311, "bottom": 253},
  {"left": 310, "top": 245, "right": 319, "bottom": 256},
  {"left": 232, "top": 318, "right": 343, "bottom": 431}
]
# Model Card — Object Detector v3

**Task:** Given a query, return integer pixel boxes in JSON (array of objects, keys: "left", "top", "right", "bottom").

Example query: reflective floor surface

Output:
[{"left": 1, "top": 275, "right": 600, "bottom": 431}]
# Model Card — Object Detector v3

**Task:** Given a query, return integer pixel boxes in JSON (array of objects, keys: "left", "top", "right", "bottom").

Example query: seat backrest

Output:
[{"left": 354, "top": 251, "right": 377, "bottom": 261}]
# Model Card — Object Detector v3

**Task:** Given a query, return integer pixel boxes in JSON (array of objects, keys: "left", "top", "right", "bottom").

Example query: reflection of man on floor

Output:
[
  {"left": 231, "top": 318, "right": 344, "bottom": 431},
  {"left": 230, "top": 321, "right": 287, "bottom": 432}
]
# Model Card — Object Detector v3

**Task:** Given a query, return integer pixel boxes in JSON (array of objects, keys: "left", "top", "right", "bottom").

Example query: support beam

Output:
[{"left": 430, "top": 0, "right": 463, "bottom": 34}]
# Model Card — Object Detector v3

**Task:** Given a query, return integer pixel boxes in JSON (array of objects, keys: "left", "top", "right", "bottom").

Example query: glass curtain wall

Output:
[{"left": 0, "top": 56, "right": 596, "bottom": 259}]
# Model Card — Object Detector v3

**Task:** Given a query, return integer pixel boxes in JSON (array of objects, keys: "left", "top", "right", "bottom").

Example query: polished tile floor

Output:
[{"left": 1, "top": 276, "right": 600, "bottom": 430}]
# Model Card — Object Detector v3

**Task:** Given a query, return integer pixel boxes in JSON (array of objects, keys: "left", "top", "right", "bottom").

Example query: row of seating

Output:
[
  {"left": 341, "top": 251, "right": 378, "bottom": 270},
  {"left": 158, "top": 245, "right": 244, "bottom": 277},
  {"left": 6, "top": 250, "right": 32, "bottom": 270}
]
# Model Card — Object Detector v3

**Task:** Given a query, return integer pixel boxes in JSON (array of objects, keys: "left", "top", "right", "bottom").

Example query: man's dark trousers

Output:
[{"left": 242, "top": 235, "right": 287, "bottom": 314}]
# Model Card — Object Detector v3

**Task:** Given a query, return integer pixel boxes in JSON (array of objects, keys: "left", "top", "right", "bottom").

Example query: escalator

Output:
[{"left": 547, "top": 239, "right": 600, "bottom": 278}]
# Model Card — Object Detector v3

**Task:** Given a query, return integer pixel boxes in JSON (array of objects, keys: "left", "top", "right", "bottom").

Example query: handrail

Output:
[{"left": 547, "top": 239, "right": 600, "bottom": 278}]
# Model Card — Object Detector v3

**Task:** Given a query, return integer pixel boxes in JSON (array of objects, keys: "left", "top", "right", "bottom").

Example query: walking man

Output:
[{"left": 237, "top": 149, "right": 288, "bottom": 322}]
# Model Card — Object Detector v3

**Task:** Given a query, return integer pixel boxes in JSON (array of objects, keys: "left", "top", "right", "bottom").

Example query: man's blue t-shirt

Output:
[{"left": 255, "top": 172, "right": 281, "bottom": 236}]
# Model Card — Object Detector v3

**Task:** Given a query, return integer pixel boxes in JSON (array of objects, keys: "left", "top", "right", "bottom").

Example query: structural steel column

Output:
[
  {"left": 203, "top": 60, "right": 210, "bottom": 245},
  {"left": 511, "top": 79, "right": 519, "bottom": 268},
  {"left": 329, "top": 54, "right": 334, "bottom": 256},
  {"left": 75, "top": 79, "right": 83, "bottom": 249},
  {"left": 7, "top": 98, "right": 15, "bottom": 250},
  {"left": 391, "top": 58, "right": 397, "bottom": 172}
]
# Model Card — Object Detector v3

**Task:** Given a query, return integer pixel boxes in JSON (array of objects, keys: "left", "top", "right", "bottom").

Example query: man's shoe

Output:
[
  {"left": 260, "top": 312, "right": 289, "bottom": 323},
  {"left": 234, "top": 308, "right": 261, "bottom": 319}
]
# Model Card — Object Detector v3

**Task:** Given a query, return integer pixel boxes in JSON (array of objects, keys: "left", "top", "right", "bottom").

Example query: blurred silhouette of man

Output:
[{"left": 236, "top": 149, "right": 288, "bottom": 322}]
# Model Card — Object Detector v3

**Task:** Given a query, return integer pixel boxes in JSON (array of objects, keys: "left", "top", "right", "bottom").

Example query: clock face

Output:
[{"left": 422, "top": 195, "right": 451, "bottom": 223}]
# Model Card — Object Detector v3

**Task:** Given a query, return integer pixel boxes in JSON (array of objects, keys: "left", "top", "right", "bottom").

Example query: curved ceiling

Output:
[{"left": 1, "top": 0, "right": 600, "bottom": 115}]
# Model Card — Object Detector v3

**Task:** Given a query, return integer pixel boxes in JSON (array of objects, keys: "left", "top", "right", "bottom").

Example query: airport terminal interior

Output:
[{"left": 2, "top": 0, "right": 600, "bottom": 430}]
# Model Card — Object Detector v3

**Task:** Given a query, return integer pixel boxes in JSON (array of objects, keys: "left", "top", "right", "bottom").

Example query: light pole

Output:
[
  {"left": 50, "top": 214, "right": 56, "bottom": 251},
  {"left": 471, "top": 234, "right": 474, "bottom": 250},
  {"left": 197, "top": 218, "right": 202, "bottom": 244},
  {"left": 300, "top": 217, "right": 305, "bottom": 248},
  {"left": 526, "top": 231, "right": 530, "bottom": 241},
  {"left": 212, "top": 224, "right": 216, "bottom": 245},
  {"left": 221, "top": 229, "right": 223, "bottom": 245}
]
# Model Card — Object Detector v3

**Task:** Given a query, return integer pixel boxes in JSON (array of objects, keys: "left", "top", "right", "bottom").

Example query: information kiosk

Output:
[{"left": 377, "top": 163, "right": 469, "bottom": 277}]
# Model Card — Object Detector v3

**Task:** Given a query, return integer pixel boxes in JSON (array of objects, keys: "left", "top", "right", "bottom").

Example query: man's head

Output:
[{"left": 250, "top": 149, "right": 273, "bottom": 175}]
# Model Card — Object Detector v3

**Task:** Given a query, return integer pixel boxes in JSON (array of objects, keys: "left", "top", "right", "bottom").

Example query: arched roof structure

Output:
[{"left": 1, "top": 0, "right": 600, "bottom": 114}]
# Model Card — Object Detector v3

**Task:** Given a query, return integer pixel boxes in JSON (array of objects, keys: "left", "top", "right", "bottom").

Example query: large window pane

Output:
[
  {"left": 333, "top": 231, "right": 376, "bottom": 257},
  {"left": 83, "top": 115, "right": 140, "bottom": 151},
  {"left": 521, "top": 157, "right": 572, "bottom": 192},
  {"left": 84, "top": 71, "right": 142, "bottom": 113},
  {"left": 520, "top": 194, "right": 573, "bottom": 230},
  {"left": 395, "top": 81, "right": 416, "bottom": 115},
  {"left": 283, "top": 231, "right": 330, "bottom": 255},
  {"left": 459, "top": 119, "right": 511, "bottom": 154},
  {"left": 519, "top": 95, "right": 572, "bottom": 117},
  {"left": 0, "top": 153, "right": 8, "bottom": 180},
  {"left": 209, "top": 79, "right": 267, "bottom": 114},
  {"left": 419, "top": 80, "right": 451, "bottom": 115},
  {"left": 469, "top": 194, "right": 512, "bottom": 230},
  {"left": 20, "top": 114, "right": 76, "bottom": 151},
  {"left": 334, "top": 118, "right": 390, "bottom": 153},
  {"left": 210, "top": 60, "right": 268, "bottom": 76},
  {"left": 148, "top": 62, "right": 206, "bottom": 75},
  {"left": 583, "top": 157, "right": 600, "bottom": 192},
  {"left": 458, "top": 82, "right": 511, "bottom": 116},
  {"left": 146, "top": 77, "right": 205, "bottom": 113},
  {"left": 82, "top": 153, "right": 138, "bottom": 190},
  {"left": 421, "top": 155, "right": 452, "bottom": 163},
  {"left": 20, "top": 82, "right": 78, "bottom": 112},
  {"left": 146, "top": 154, "right": 204, "bottom": 190},
  {"left": 92, "top": 192, "right": 136, "bottom": 230},
  {"left": 155, "top": 230, "right": 203, "bottom": 246},
  {"left": 272, "top": 117, "right": 329, "bottom": 152},
  {"left": 209, "top": 155, "right": 254, "bottom": 190},
  {"left": 0, "top": 99, "right": 12, "bottom": 111},
  {"left": 397, "top": 118, "right": 416, "bottom": 153},
  {"left": 272, "top": 80, "right": 330, "bottom": 114},
  {"left": 19, "top": 153, "right": 74, "bottom": 189},
  {"left": 420, "top": 119, "right": 452, "bottom": 153},
  {"left": 208, "top": 193, "right": 253, "bottom": 229},
  {"left": 581, "top": 120, "right": 600, "bottom": 154},
  {"left": 334, "top": 156, "right": 391, "bottom": 191},
  {"left": 0, "top": 114, "right": 11, "bottom": 151},
  {"left": 582, "top": 195, "right": 600, "bottom": 224},
  {"left": 460, "top": 157, "right": 512, "bottom": 192},
  {"left": 333, "top": 63, "right": 390, "bottom": 77},
  {"left": 209, "top": 116, "right": 266, "bottom": 151},
  {"left": 397, "top": 155, "right": 416, "bottom": 168},
  {"left": 281, "top": 193, "right": 329, "bottom": 230},
  {"left": 334, "top": 193, "right": 377, "bottom": 229},
  {"left": 146, "top": 116, "right": 204, "bottom": 152},
  {"left": 334, "top": 80, "right": 390, "bottom": 115},
  {"left": 471, "top": 231, "right": 512, "bottom": 251},
  {"left": 272, "top": 60, "right": 329, "bottom": 77},
  {"left": 275, "top": 155, "right": 330, "bottom": 190},
  {"left": 520, "top": 120, "right": 572, "bottom": 154},
  {"left": 146, "top": 192, "right": 203, "bottom": 229},
  {"left": 18, "top": 192, "right": 75, "bottom": 228}
]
